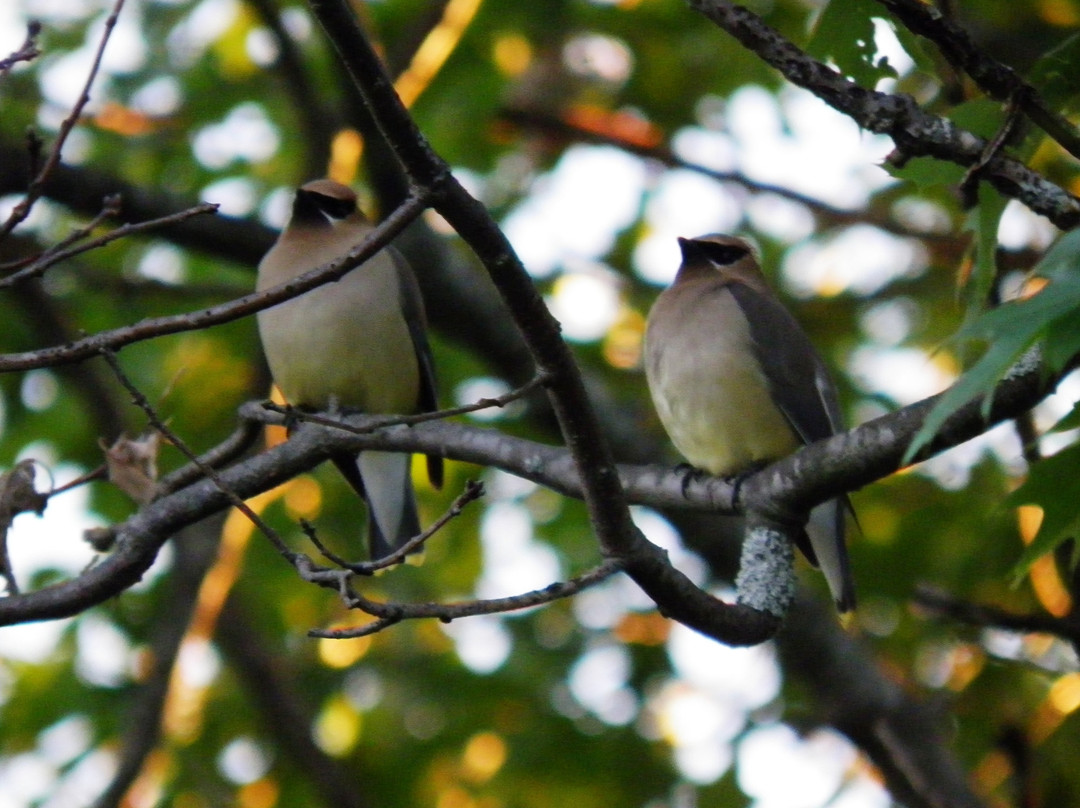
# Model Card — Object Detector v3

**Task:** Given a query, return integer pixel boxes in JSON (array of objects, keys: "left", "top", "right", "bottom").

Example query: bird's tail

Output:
[
  {"left": 333, "top": 450, "right": 421, "bottom": 560},
  {"left": 806, "top": 498, "right": 856, "bottom": 613}
]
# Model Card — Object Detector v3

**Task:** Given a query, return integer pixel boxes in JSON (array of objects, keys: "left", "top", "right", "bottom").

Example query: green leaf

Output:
[
  {"left": 1007, "top": 443, "right": 1080, "bottom": 579},
  {"left": 961, "top": 183, "right": 1009, "bottom": 319},
  {"left": 886, "top": 18, "right": 939, "bottom": 76},
  {"left": 1032, "top": 225, "right": 1080, "bottom": 283},
  {"left": 807, "top": 0, "right": 898, "bottom": 88},
  {"left": 904, "top": 230, "right": 1080, "bottom": 463},
  {"left": 1027, "top": 31, "right": 1080, "bottom": 116},
  {"left": 903, "top": 334, "right": 1033, "bottom": 466},
  {"left": 946, "top": 97, "right": 1007, "bottom": 140},
  {"left": 885, "top": 156, "right": 966, "bottom": 189}
]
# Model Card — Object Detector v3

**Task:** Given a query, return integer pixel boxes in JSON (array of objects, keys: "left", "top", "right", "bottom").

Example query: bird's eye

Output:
[
  {"left": 316, "top": 195, "right": 356, "bottom": 220},
  {"left": 702, "top": 243, "right": 749, "bottom": 265}
]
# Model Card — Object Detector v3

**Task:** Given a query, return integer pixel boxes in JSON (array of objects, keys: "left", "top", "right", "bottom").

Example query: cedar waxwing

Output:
[
  {"left": 644, "top": 235, "right": 855, "bottom": 611},
  {"left": 257, "top": 179, "right": 443, "bottom": 558}
]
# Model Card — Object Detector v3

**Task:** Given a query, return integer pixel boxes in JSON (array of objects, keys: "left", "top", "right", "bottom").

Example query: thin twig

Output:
[
  {"left": 1, "top": 195, "right": 122, "bottom": 273},
  {"left": 100, "top": 348, "right": 297, "bottom": 561},
  {"left": 301, "top": 480, "right": 484, "bottom": 575},
  {"left": 0, "top": 21, "right": 43, "bottom": 77},
  {"left": 340, "top": 479, "right": 484, "bottom": 573},
  {"left": 914, "top": 585, "right": 1074, "bottom": 640},
  {"left": 0, "top": 0, "right": 126, "bottom": 240},
  {"left": 959, "top": 92, "right": 1025, "bottom": 208},
  {"left": 0, "top": 192, "right": 429, "bottom": 372},
  {"left": 47, "top": 465, "right": 108, "bottom": 497},
  {"left": 0, "top": 200, "right": 220, "bottom": 288},
  {"left": 261, "top": 372, "right": 552, "bottom": 435},
  {"left": 308, "top": 558, "right": 624, "bottom": 638}
]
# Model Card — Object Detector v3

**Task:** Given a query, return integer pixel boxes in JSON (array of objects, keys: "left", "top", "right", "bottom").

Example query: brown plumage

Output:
[
  {"left": 257, "top": 179, "right": 442, "bottom": 558},
  {"left": 644, "top": 234, "right": 854, "bottom": 611}
]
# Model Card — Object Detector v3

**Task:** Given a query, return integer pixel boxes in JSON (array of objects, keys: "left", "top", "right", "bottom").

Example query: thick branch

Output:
[
  {"left": 304, "top": 0, "right": 652, "bottom": 611},
  {"left": 0, "top": 351, "right": 1062, "bottom": 632},
  {"left": 873, "top": 0, "right": 1080, "bottom": 160},
  {"left": 779, "top": 593, "right": 985, "bottom": 808},
  {"left": 687, "top": 0, "right": 1080, "bottom": 228}
]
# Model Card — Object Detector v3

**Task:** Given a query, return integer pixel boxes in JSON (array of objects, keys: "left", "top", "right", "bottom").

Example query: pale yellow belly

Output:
[
  {"left": 650, "top": 353, "right": 799, "bottom": 474},
  {"left": 258, "top": 262, "right": 419, "bottom": 415},
  {"left": 645, "top": 289, "right": 800, "bottom": 475}
]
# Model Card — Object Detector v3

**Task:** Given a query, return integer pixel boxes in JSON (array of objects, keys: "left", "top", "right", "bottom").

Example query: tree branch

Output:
[
  {"left": 873, "top": 0, "right": 1080, "bottom": 160},
  {"left": 304, "top": 0, "right": 745, "bottom": 640},
  {"left": 0, "top": 21, "right": 42, "bottom": 76},
  {"left": 307, "top": 478, "right": 486, "bottom": 573},
  {"left": 687, "top": 0, "right": 1080, "bottom": 228},
  {"left": 307, "top": 558, "right": 623, "bottom": 638},
  {"left": 779, "top": 593, "right": 985, "bottom": 808},
  {"left": 0, "top": 344, "right": 1064, "bottom": 645},
  {"left": 0, "top": 193, "right": 428, "bottom": 371},
  {"left": 0, "top": 0, "right": 126, "bottom": 240}
]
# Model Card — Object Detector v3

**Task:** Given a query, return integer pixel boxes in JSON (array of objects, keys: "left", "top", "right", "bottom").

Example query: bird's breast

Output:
[
  {"left": 644, "top": 286, "right": 800, "bottom": 475},
  {"left": 257, "top": 250, "right": 420, "bottom": 414}
]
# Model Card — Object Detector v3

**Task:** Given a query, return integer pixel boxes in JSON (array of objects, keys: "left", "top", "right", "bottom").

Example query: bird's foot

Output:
[
  {"left": 727, "top": 461, "right": 770, "bottom": 507},
  {"left": 675, "top": 463, "right": 708, "bottom": 498},
  {"left": 280, "top": 404, "right": 304, "bottom": 436}
]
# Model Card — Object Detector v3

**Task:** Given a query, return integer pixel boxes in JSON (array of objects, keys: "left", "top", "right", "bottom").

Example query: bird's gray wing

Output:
[
  {"left": 728, "top": 280, "right": 855, "bottom": 611},
  {"left": 391, "top": 247, "right": 444, "bottom": 489},
  {"left": 727, "top": 281, "right": 839, "bottom": 446}
]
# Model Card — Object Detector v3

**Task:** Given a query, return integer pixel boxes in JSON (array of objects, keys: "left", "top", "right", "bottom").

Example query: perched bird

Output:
[
  {"left": 257, "top": 179, "right": 443, "bottom": 558},
  {"left": 644, "top": 234, "right": 854, "bottom": 611}
]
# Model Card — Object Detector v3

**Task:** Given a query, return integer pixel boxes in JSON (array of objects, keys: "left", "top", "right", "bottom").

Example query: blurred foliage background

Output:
[{"left": 2, "top": 0, "right": 1080, "bottom": 805}]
